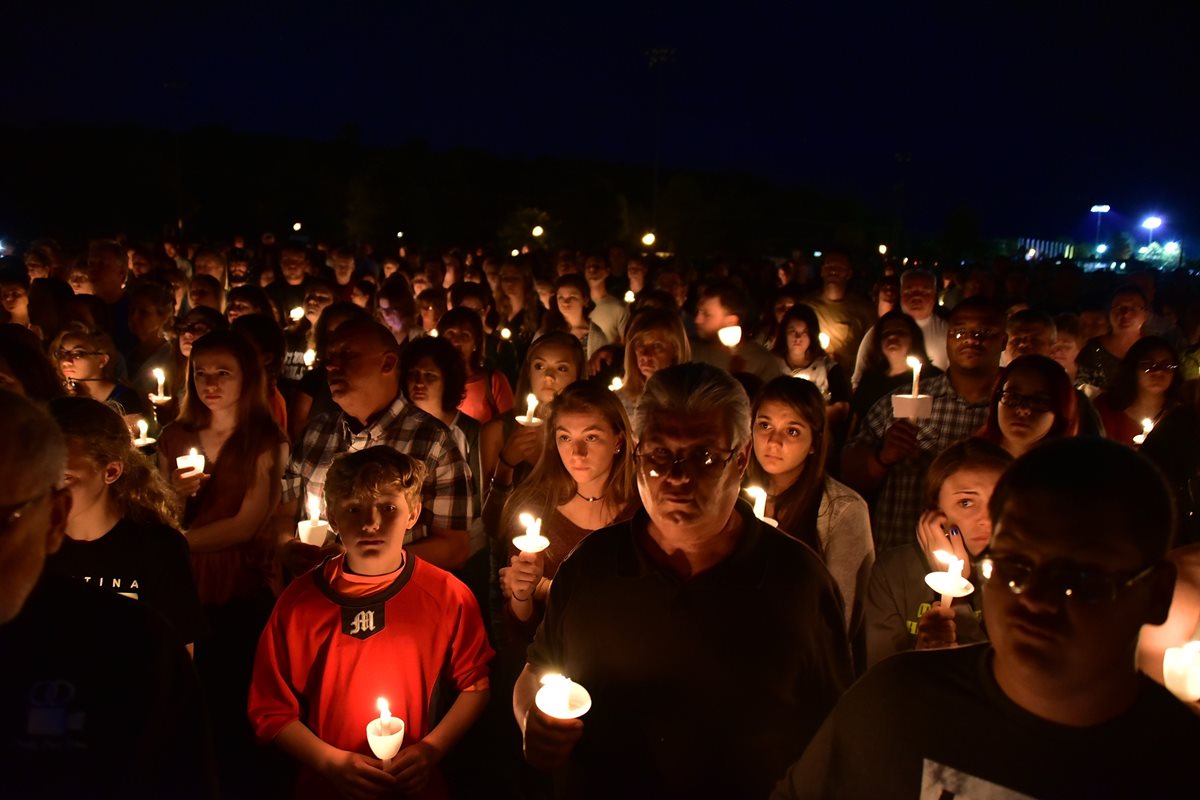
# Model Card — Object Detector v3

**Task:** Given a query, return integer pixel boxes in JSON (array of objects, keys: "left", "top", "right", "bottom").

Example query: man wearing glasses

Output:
[
  {"left": 843, "top": 297, "right": 1007, "bottom": 551},
  {"left": 514, "top": 363, "right": 852, "bottom": 797},
  {"left": 774, "top": 437, "right": 1199, "bottom": 798}
]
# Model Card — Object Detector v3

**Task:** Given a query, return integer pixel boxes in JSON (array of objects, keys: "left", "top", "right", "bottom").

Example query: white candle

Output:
[
  {"left": 717, "top": 325, "right": 742, "bottom": 348},
  {"left": 297, "top": 492, "right": 330, "bottom": 546},
  {"left": 153, "top": 368, "right": 165, "bottom": 398},
  {"left": 534, "top": 673, "right": 592, "bottom": 719},
  {"left": 608, "top": 376, "right": 623, "bottom": 392},
  {"left": 743, "top": 486, "right": 778, "bottom": 527},
  {"left": 289, "top": 306, "right": 304, "bottom": 322},
  {"left": 1163, "top": 642, "right": 1200, "bottom": 702},
  {"left": 175, "top": 447, "right": 205, "bottom": 479},
  {"left": 516, "top": 392, "right": 542, "bottom": 427},
  {"left": 137, "top": 419, "right": 148, "bottom": 440},
  {"left": 1132, "top": 417, "right": 1154, "bottom": 446},
  {"left": 906, "top": 356, "right": 922, "bottom": 398},
  {"left": 818, "top": 331, "right": 831, "bottom": 351},
  {"left": 365, "top": 697, "right": 405, "bottom": 769},
  {"left": 513, "top": 512, "right": 550, "bottom": 554},
  {"left": 924, "top": 549, "right": 974, "bottom": 609}
]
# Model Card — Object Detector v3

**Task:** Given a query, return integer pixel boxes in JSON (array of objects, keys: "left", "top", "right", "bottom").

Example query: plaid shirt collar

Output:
[{"left": 338, "top": 393, "right": 409, "bottom": 447}]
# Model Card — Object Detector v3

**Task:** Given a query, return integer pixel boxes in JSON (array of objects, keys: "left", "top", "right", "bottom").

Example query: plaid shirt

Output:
[
  {"left": 282, "top": 394, "right": 475, "bottom": 544},
  {"left": 846, "top": 372, "right": 989, "bottom": 552}
]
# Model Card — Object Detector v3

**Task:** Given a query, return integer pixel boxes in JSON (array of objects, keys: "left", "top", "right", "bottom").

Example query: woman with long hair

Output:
[
  {"left": 976, "top": 354, "right": 1079, "bottom": 457},
  {"left": 747, "top": 376, "right": 874, "bottom": 632},
  {"left": 498, "top": 380, "right": 640, "bottom": 632},
  {"left": 770, "top": 304, "right": 850, "bottom": 424},
  {"left": 438, "top": 305, "right": 515, "bottom": 425},
  {"left": 157, "top": 329, "right": 287, "bottom": 608},
  {"left": 154, "top": 306, "right": 228, "bottom": 427},
  {"left": 51, "top": 327, "right": 152, "bottom": 423},
  {"left": 494, "top": 258, "right": 542, "bottom": 349},
  {"left": 613, "top": 307, "right": 690, "bottom": 422},
  {"left": 1094, "top": 335, "right": 1182, "bottom": 448},
  {"left": 45, "top": 397, "right": 203, "bottom": 650},
  {"left": 849, "top": 310, "right": 937, "bottom": 431},
  {"left": 540, "top": 273, "right": 608, "bottom": 358}
]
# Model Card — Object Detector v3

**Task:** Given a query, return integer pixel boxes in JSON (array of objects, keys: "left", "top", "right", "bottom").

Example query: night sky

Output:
[{"left": 3, "top": 1, "right": 1198, "bottom": 244}]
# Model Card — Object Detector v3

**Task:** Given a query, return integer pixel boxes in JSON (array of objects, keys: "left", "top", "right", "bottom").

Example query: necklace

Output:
[{"left": 576, "top": 491, "right": 604, "bottom": 503}]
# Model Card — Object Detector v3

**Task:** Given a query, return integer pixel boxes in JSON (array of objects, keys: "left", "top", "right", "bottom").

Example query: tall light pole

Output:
[
  {"left": 1090, "top": 204, "right": 1110, "bottom": 249},
  {"left": 1142, "top": 216, "right": 1163, "bottom": 247}
]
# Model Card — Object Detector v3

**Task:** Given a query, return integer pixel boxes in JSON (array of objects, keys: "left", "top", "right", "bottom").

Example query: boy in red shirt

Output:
[{"left": 249, "top": 446, "right": 493, "bottom": 798}]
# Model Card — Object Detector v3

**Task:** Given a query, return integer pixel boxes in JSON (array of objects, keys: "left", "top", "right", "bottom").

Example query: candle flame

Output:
[
  {"left": 430, "top": 328, "right": 439, "bottom": 338},
  {"left": 744, "top": 486, "right": 766, "bottom": 501},
  {"left": 289, "top": 306, "right": 304, "bottom": 321},
  {"left": 906, "top": 356, "right": 922, "bottom": 371},
  {"left": 525, "top": 393, "right": 538, "bottom": 417},
  {"left": 1141, "top": 418, "right": 1154, "bottom": 435},
  {"left": 932, "top": 549, "right": 955, "bottom": 565},
  {"left": 307, "top": 494, "right": 321, "bottom": 523},
  {"left": 518, "top": 511, "right": 534, "bottom": 528},
  {"left": 303, "top": 348, "right": 316, "bottom": 367},
  {"left": 818, "top": 331, "right": 831, "bottom": 350},
  {"left": 500, "top": 327, "right": 512, "bottom": 340},
  {"left": 152, "top": 367, "right": 165, "bottom": 383},
  {"left": 608, "top": 377, "right": 623, "bottom": 391},
  {"left": 540, "top": 673, "right": 567, "bottom": 687},
  {"left": 188, "top": 447, "right": 199, "bottom": 458},
  {"left": 717, "top": 325, "right": 742, "bottom": 348},
  {"left": 623, "top": 290, "right": 635, "bottom": 303},
  {"left": 137, "top": 419, "right": 148, "bottom": 438},
  {"left": 377, "top": 697, "right": 390, "bottom": 722}
]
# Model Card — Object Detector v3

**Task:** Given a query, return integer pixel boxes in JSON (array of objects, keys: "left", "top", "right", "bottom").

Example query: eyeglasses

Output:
[
  {"left": 1139, "top": 360, "right": 1178, "bottom": 374},
  {"left": 950, "top": 328, "right": 1001, "bottom": 342},
  {"left": 998, "top": 390, "right": 1053, "bottom": 414},
  {"left": 54, "top": 349, "right": 102, "bottom": 362},
  {"left": 980, "top": 554, "right": 1157, "bottom": 604},
  {"left": 634, "top": 443, "right": 738, "bottom": 479},
  {"left": 1, "top": 488, "right": 52, "bottom": 534}
]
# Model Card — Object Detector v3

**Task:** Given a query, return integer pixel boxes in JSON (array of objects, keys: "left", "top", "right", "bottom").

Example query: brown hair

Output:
[
  {"left": 621, "top": 308, "right": 690, "bottom": 401},
  {"left": 922, "top": 437, "right": 1013, "bottom": 511},
  {"left": 324, "top": 446, "right": 426, "bottom": 509}
]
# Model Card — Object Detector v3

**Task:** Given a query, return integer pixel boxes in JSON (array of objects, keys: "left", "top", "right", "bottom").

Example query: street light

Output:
[
  {"left": 1090, "top": 204, "right": 1110, "bottom": 248},
  {"left": 1142, "top": 216, "right": 1163, "bottom": 246},
  {"left": 531, "top": 226, "right": 544, "bottom": 238},
  {"left": 641, "top": 232, "right": 656, "bottom": 247},
  {"left": 1096, "top": 244, "right": 1108, "bottom": 255}
]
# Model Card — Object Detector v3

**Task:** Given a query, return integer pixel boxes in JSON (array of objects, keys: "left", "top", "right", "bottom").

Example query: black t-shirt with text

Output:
[{"left": 46, "top": 518, "right": 205, "bottom": 645}]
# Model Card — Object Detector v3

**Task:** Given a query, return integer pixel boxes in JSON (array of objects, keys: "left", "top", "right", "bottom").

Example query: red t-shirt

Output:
[
  {"left": 458, "top": 369, "right": 514, "bottom": 424},
  {"left": 248, "top": 554, "right": 493, "bottom": 795}
]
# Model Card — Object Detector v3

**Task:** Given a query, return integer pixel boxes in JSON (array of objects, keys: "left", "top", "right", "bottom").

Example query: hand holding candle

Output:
[
  {"left": 924, "top": 549, "right": 974, "bottom": 610},
  {"left": 513, "top": 512, "right": 550, "bottom": 554},
  {"left": 176, "top": 447, "right": 205, "bottom": 479},
  {"left": 892, "top": 356, "right": 932, "bottom": 419},
  {"left": 365, "top": 697, "right": 405, "bottom": 770}
]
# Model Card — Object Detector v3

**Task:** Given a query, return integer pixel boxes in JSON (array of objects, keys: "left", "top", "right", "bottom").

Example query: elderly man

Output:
[
  {"left": 0, "top": 390, "right": 215, "bottom": 797},
  {"left": 514, "top": 363, "right": 851, "bottom": 798},
  {"left": 843, "top": 298, "right": 1005, "bottom": 551},
  {"left": 277, "top": 318, "right": 474, "bottom": 570},
  {"left": 852, "top": 270, "right": 948, "bottom": 388},
  {"left": 775, "top": 438, "right": 1200, "bottom": 798}
]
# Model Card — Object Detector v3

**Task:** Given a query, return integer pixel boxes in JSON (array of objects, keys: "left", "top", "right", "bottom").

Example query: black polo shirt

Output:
[{"left": 526, "top": 500, "right": 853, "bottom": 798}]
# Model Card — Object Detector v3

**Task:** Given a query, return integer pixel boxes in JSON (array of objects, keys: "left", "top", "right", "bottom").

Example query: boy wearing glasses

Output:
[{"left": 775, "top": 438, "right": 1199, "bottom": 799}]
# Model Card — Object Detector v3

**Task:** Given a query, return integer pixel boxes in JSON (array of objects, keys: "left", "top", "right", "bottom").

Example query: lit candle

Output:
[
  {"left": 924, "top": 549, "right": 974, "bottom": 610},
  {"left": 906, "top": 355, "right": 923, "bottom": 398},
  {"left": 623, "top": 289, "right": 635, "bottom": 304},
  {"left": 608, "top": 376, "right": 623, "bottom": 392},
  {"left": 818, "top": 331, "right": 831, "bottom": 351},
  {"left": 1132, "top": 417, "right": 1154, "bottom": 446},
  {"left": 516, "top": 392, "right": 542, "bottom": 427},
  {"left": 133, "top": 418, "right": 155, "bottom": 448},
  {"left": 365, "top": 697, "right": 405, "bottom": 770},
  {"left": 717, "top": 325, "right": 742, "bottom": 349},
  {"left": 430, "top": 328, "right": 439, "bottom": 338},
  {"left": 512, "top": 512, "right": 550, "bottom": 554},
  {"left": 534, "top": 673, "right": 592, "bottom": 720},
  {"left": 149, "top": 368, "right": 170, "bottom": 404},
  {"left": 743, "top": 486, "right": 778, "bottom": 527},
  {"left": 289, "top": 306, "right": 304, "bottom": 322},
  {"left": 175, "top": 447, "right": 205, "bottom": 479},
  {"left": 303, "top": 348, "right": 316, "bottom": 369},
  {"left": 1163, "top": 642, "right": 1200, "bottom": 702},
  {"left": 297, "top": 492, "right": 330, "bottom": 546},
  {"left": 500, "top": 327, "right": 512, "bottom": 340}
]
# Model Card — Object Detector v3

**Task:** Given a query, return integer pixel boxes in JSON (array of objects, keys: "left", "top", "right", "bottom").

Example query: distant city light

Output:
[
  {"left": 1025, "top": 248, "right": 1037, "bottom": 261},
  {"left": 532, "top": 225, "right": 545, "bottom": 238},
  {"left": 1096, "top": 244, "right": 1108, "bottom": 254},
  {"left": 1138, "top": 246, "right": 1150, "bottom": 255},
  {"left": 510, "top": 248, "right": 520, "bottom": 257},
  {"left": 1090, "top": 205, "right": 1111, "bottom": 214},
  {"left": 813, "top": 250, "right": 823, "bottom": 258},
  {"left": 1165, "top": 241, "right": 1181, "bottom": 255},
  {"left": 292, "top": 222, "right": 302, "bottom": 232},
  {"left": 641, "top": 232, "right": 656, "bottom": 247},
  {"left": 396, "top": 231, "right": 404, "bottom": 239},
  {"left": 878, "top": 244, "right": 888, "bottom": 256}
]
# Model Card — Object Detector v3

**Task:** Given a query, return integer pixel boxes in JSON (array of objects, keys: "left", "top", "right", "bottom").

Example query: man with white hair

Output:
[{"left": 513, "top": 363, "right": 851, "bottom": 798}]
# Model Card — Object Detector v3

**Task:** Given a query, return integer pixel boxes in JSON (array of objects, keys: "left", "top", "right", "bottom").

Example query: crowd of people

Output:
[{"left": 1, "top": 234, "right": 1199, "bottom": 798}]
